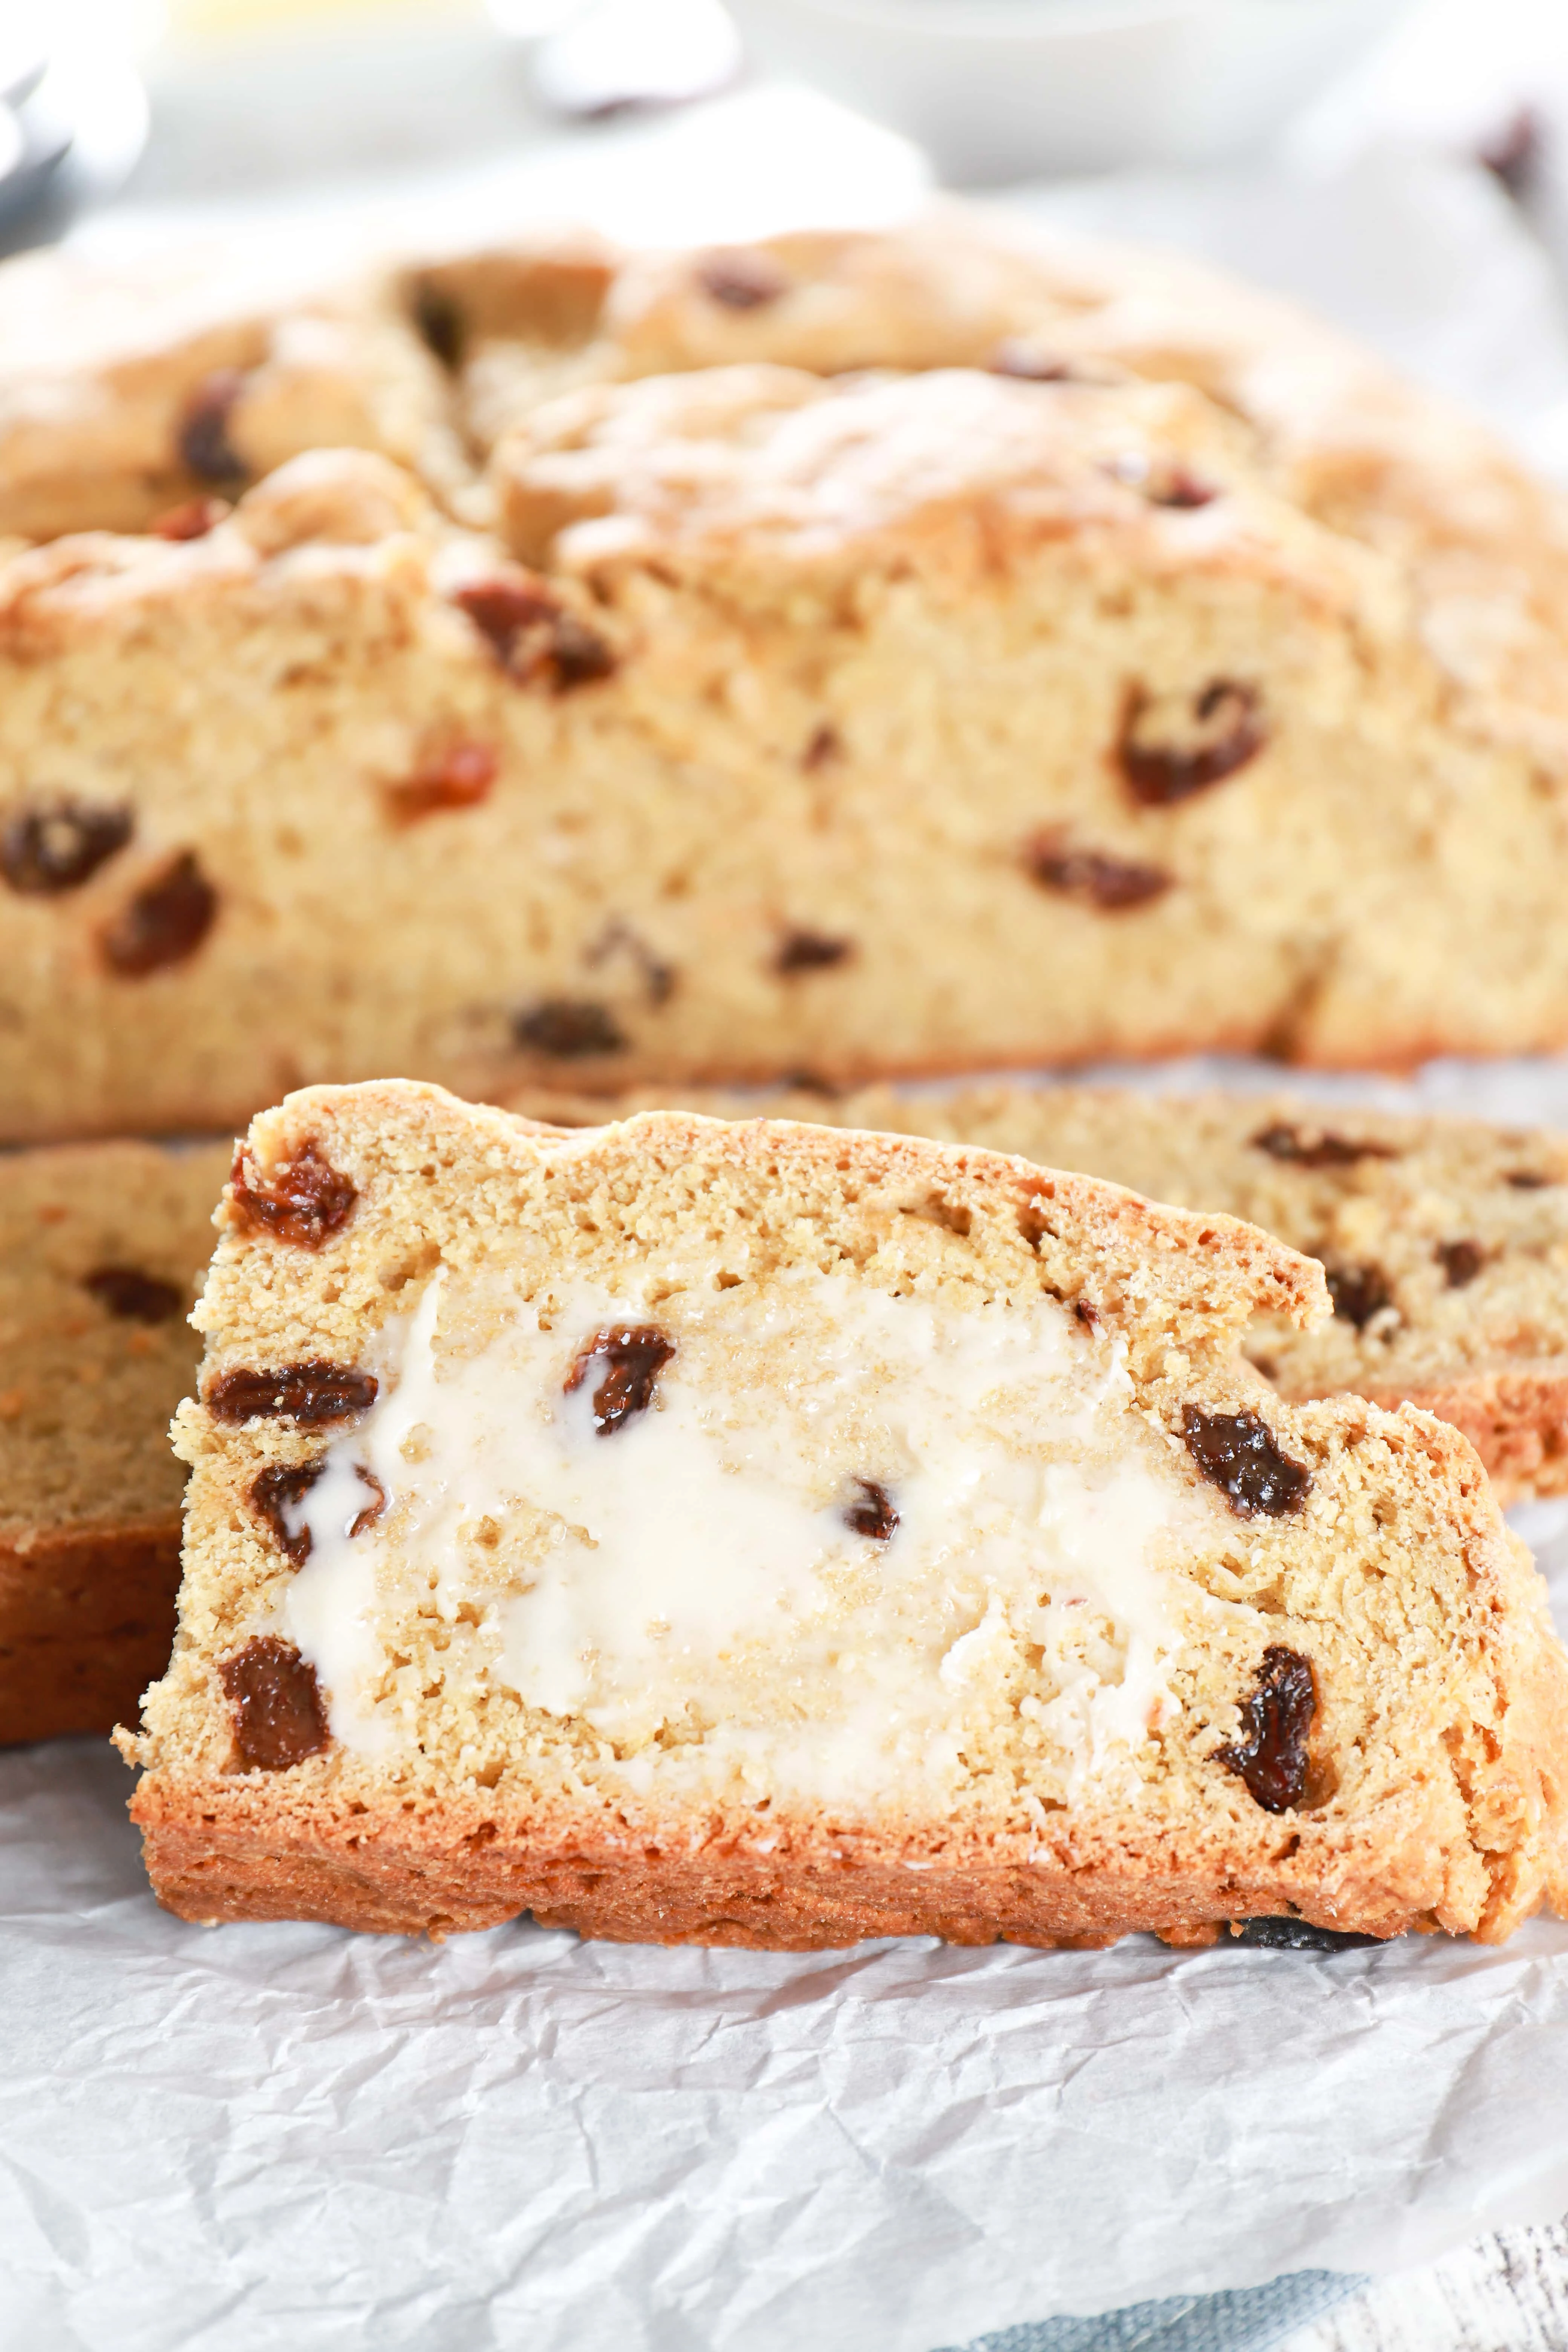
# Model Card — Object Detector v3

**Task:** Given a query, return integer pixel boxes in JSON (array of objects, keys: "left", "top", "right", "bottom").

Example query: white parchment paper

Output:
[
  {"left": 14, "top": 58, "right": 1568, "bottom": 2352},
  {"left": 4, "top": 1499, "right": 1568, "bottom": 2352}
]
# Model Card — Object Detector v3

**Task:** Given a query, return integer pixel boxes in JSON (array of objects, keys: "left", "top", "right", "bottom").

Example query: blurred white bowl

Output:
[{"left": 726, "top": 0, "right": 1414, "bottom": 182}]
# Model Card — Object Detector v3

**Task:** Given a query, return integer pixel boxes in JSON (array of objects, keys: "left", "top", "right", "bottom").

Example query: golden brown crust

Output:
[
  {"left": 129, "top": 1806, "right": 1454, "bottom": 1948},
  {"left": 2, "top": 1518, "right": 181, "bottom": 1743}
]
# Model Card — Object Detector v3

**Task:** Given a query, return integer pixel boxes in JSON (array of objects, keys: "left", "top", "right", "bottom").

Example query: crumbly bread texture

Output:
[
  {"left": 9, "top": 340, "right": 1568, "bottom": 1135},
  {"left": 0, "top": 1139, "right": 228, "bottom": 1742},
  {"left": 123, "top": 1081, "right": 1568, "bottom": 1949},
  {"left": 517, "top": 1083, "right": 1568, "bottom": 1507}
]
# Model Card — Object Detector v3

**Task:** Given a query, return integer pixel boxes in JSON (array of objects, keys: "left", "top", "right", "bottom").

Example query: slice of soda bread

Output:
[
  {"left": 0, "top": 1139, "right": 228, "bottom": 1742},
  {"left": 122, "top": 1081, "right": 1568, "bottom": 1948},
  {"left": 518, "top": 1083, "right": 1568, "bottom": 1506}
]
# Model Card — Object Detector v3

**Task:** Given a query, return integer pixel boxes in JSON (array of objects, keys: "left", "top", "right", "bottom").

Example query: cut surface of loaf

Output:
[
  {"left": 0, "top": 1139, "right": 227, "bottom": 1741},
  {"left": 8, "top": 348, "right": 1568, "bottom": 1135},
  {"left": 516, "top": 1083, "right": 1568, "bottom": 1505},
  {"left": 123, "top": 1081, "right": 1568, "bottom": 1949}
]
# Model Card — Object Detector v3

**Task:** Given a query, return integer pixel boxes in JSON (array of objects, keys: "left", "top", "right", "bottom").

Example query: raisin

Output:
[
  {"left": 1183, "top": 1405, "right": 1310, "bottom": 1517},
  {"left": 1233, "top": 1916, "right": 1379, "bottom": 1952},
  {"left": 1026, "top": 836, "right": 1172, "bottom": 911},
  {"left": 565, "top": 1325, "right": 675, "bottom": 1435},
  {"left": 350, "top": 1467, "right": 386, "bottom": 1536},
  {"left": 250, "top": 1459, "right": 381, "bottom": 1563},
  {"left": 801, "top": 723, "right": 841, "bottom": 770},
  {"left": 844, "top": 1479, "right": 898, "bottom": 1540},
  {"left": 1118, "top": 680, "right": 1265, "bottom": 806},
  {"left": 386, "top": 740, "right": 498, "bottom": 823},
  {"left": 776, "top": 928, "right": 853, "bottom": 974},
  {"left": 101, "top": 851, "right": 218, "bottom": 976},
  {"left": 989, "top": 341, "right": 1077, "bottom": 382},
  {"left": 1250, "top": 1122, "right": 1397, "bottom": 1170},
  {"left": 1073, "top": 1298, "right": 1100, "bottom": 1331},
  {"left": 696, "top": 250, "right": 787, "bottom": 309},
  {"left": 1436, "top": 1238, "right": 1485, "bottom": 1289},
  {"left": 453, "top": 579, "right": 615, "bottom": 691},
  {"left": 1479, "top": 106, "right": 1542, "bottom": 202},
  {"left": 219, "top": 1635, "right": 330, "bottom": 1771},
  {"left": 586, "top": 917, "right": 675, "bottom": 1007},
  {"left": 1148, "top": 467, "right": 1217, "bottom": 511},
  {"left": 1105, "top": 450, "right": 1219, "bottom": 509},
  {"left": 412, "top": 283, "right": 464, "bottom": 367},
  {"left": 152, "top": 496, "right": 230, "bottom": 541},
  {"left": 455, "top": 576, "right": 557, "bottom": 651},
  {"left": 1325, "top": 1263, "right": 1393, "bottom": 1330},
  {"left": 250, "top": 1459, "right": 326, "bottom": 1566},
  {"left": 82, "top": 1265, "right": 183, "bottom": 1323},
  {"left": 548, "top": 612, "right": 617, "bottom": 688},
  {"left": 1, "top": 799, "right": 132, "bottom": 895},
  {"left": 1217, "top": 1645, "right": 1316, "bottom": 1813},
  {"left": 178, "top": 369, "right": 247, "bottom": 486},
  {"left": 207, "top": 1362, "right": 378, "bottom": 1426},
  {"left": 513, "top": 998, "right": 627, "bottom": 1057},
  {"left": 230, "top": 1139, "right": 358, "bottom": 1249},
  {"left": 1506, "top": 1170, "right": 1553, "bottom": 1190}
]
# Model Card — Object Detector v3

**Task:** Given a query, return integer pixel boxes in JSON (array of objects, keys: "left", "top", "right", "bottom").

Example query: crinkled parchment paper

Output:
[
  {"left": 3, "top": 1504, "right": 1568, "bottom": 2352},
  {"left": 12, "top": 92, "right": 1568, "bottom": 2352}
]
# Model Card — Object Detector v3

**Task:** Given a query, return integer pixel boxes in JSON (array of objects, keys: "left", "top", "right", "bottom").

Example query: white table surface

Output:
[{"left": 1288, "top": 2224, "right": 1568, "bottom": 2351}]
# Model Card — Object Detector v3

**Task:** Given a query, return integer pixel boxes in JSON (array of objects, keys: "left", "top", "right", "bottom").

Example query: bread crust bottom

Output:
[
  {"left": 133, "top": 1801, "right": 1444, "bottom": 1951},
  {"left": 0, "top": 1519, "right": 181, "bottom": 1743}
]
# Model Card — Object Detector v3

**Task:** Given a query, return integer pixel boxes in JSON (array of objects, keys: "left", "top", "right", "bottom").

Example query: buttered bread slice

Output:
[{"left": 124, "top": 1082, "right": 1568, "bottom": 1948}]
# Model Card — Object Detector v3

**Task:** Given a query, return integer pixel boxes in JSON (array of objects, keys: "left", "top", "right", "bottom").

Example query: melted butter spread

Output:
[{"left": 278, "top": 1265, "right": 1224, "bottom": 1805}]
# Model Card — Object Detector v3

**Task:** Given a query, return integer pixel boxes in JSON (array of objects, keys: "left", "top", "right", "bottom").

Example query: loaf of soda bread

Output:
[
  {"left": 0, "top": 1138, "right": 227, "bottom": 1742},
  {"left": 121, "top": 1081, "right": 1568, "bottom": 1947},
  {"left": 7, "top": 340, "right": 1568, "bottom": 1136},
  {"left": 521, "top": 1083, "right": 1568, "bottom": 1506}
]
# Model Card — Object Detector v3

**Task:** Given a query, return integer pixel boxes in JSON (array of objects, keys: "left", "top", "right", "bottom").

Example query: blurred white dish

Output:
[{"left": 727, "top": 0, "right": 1415, "bottom": 181}]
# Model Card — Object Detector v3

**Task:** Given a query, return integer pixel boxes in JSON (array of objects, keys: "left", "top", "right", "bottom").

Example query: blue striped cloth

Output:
[{"left": 949, "top": 2270, "right": 1361, "bottom": 2352}]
